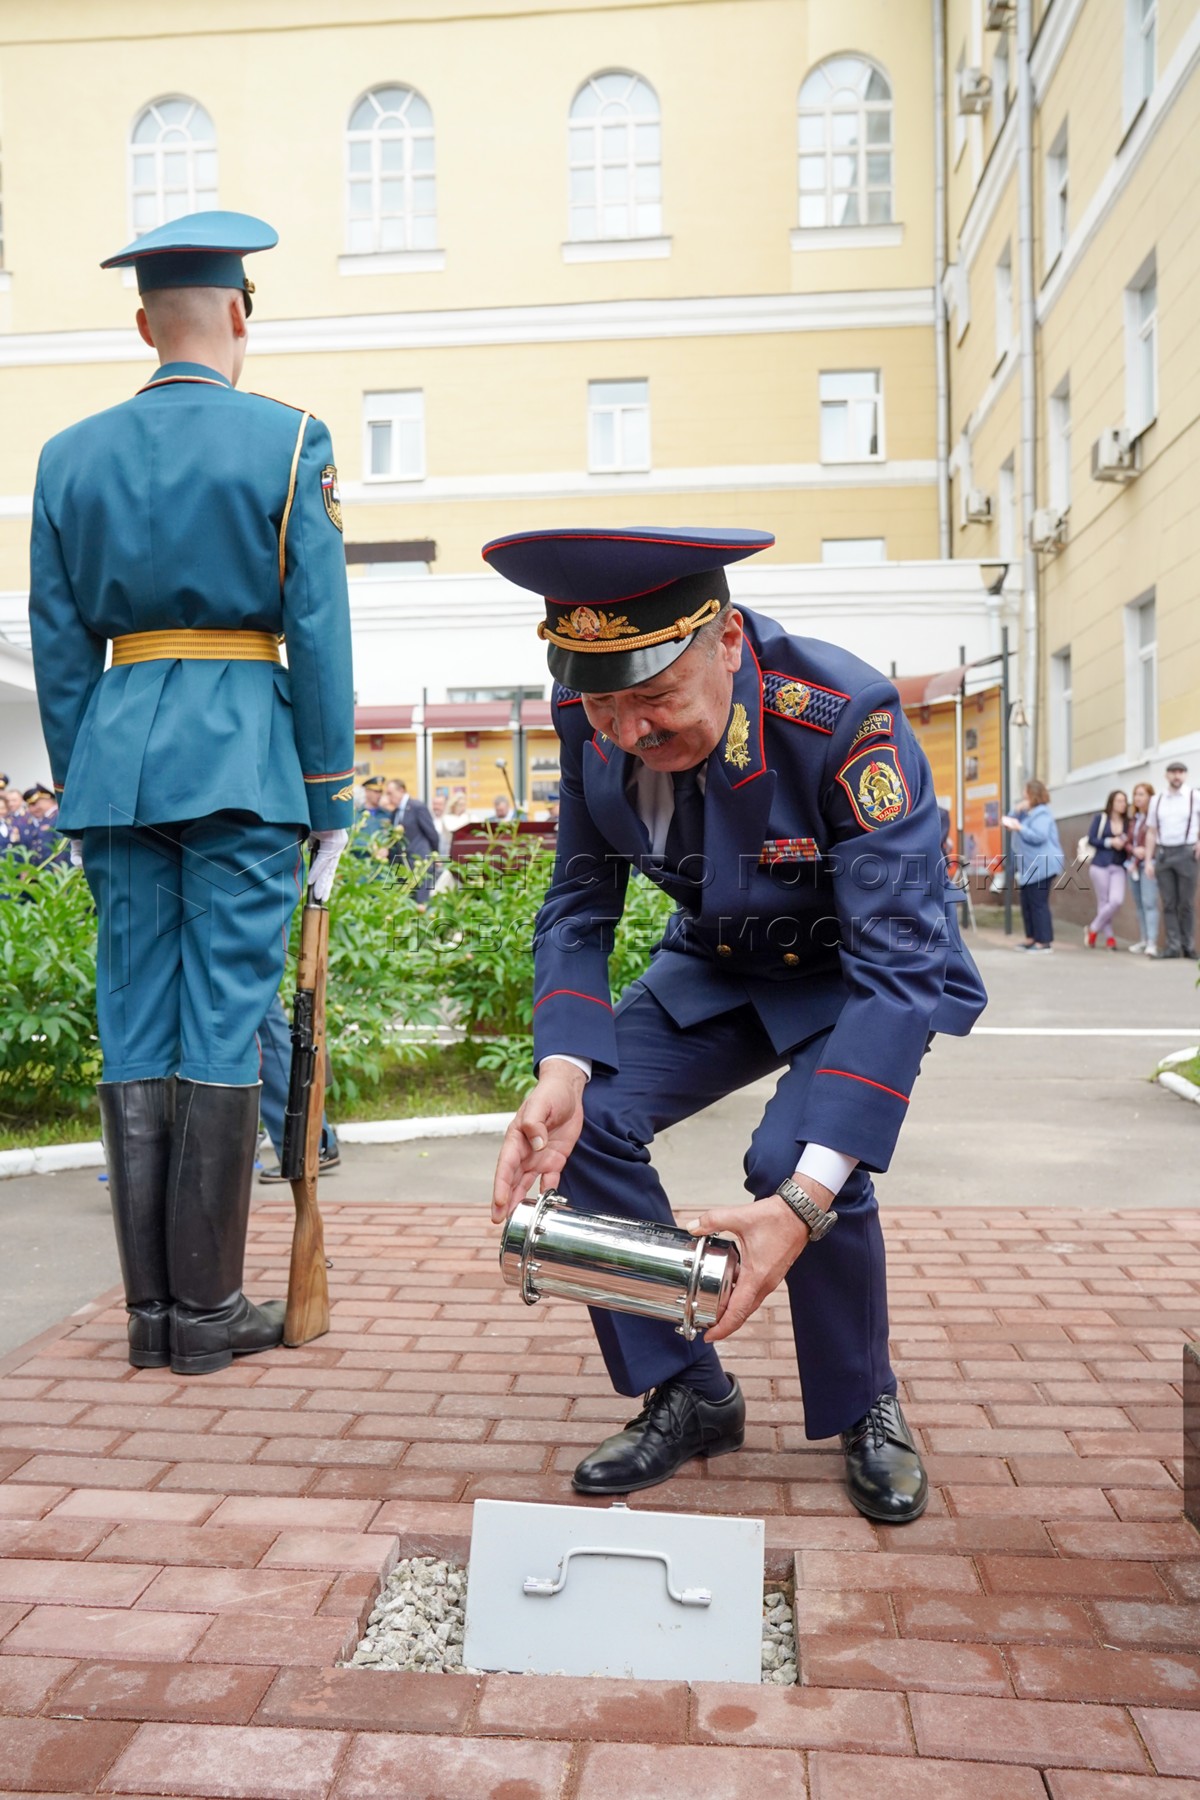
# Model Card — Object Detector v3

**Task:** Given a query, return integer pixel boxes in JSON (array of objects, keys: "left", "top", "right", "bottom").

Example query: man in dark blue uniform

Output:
[
  {"left": 12, "top": 784, "right": 70, "bottom": 866},
  {"left": 28, "top": 211, "right": 355, "bottom": 1376},
  {"left": 488, "top": 527, "right": 986, "bottom": 1522}
]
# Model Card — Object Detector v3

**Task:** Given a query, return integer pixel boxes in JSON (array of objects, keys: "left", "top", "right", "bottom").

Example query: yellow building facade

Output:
[{"left": 0, "top": 0, "right": 1195, "bottom": 822}]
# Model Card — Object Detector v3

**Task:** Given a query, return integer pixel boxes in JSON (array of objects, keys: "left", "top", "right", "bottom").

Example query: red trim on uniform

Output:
[
  {"left": 303, "top": 768, "right": 355, "bottom": 784},
  {"left": 534, "top": 989, "right": 613, "bottom": 1012},
  {"left": 835, "top": 746, "right": 912, "bottom": 832},
  {"left": 818, "top": 1069, "right": 909, "bottom": 1103},
  {"left": 729, "top": 635, "right": 766, "bottom": 789},
  {"left": 763, "top": 669, "right": 851, "bottom": 700},
  {"left": 588, "top": 734, "right": 609, "bottom": 764},
  {"left": 556, "top": 694, "right": 584, "bottom": 707}
]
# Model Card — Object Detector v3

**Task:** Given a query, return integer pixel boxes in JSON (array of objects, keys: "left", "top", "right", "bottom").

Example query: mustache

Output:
[{"left": 635, "top": 729, "right": 674, "bottom": 751}]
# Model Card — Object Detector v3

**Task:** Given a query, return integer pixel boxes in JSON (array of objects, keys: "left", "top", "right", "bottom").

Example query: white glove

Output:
[
  {"left": 308, "top": 828, "right": 348, "bottom": 903},
  {"left": 69, "top": 839, "right": 83, "bottom": 868}
]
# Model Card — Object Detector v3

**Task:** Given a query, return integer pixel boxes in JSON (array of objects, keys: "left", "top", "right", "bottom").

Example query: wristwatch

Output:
[{"left": 775, "top": 1175, "right": 838, "bottom": 1241}]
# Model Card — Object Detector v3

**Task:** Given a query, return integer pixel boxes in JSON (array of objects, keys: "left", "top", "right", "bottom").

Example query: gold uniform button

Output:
[
  {"left": 716, "top": 943, "right": 733, "bottom": 958},
  {"left": 782, "top": 952, "right": 800, "bottom": 967}
]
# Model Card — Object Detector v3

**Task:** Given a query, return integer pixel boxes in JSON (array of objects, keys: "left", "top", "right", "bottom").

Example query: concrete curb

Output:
[
  {"left": 0, "top": 1110, "right": 513, "bottom": 1182},
  {"left": 1155, "top": 1045, "right": 1200, "bottom": 1106}
]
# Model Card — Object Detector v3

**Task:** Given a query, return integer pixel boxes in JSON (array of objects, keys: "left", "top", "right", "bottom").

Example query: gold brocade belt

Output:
[{"left": 111, "top": 629, "right": 282, "bottom": 665}]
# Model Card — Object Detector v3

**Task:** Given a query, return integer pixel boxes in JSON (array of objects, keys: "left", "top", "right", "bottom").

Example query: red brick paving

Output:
[{"left": 0, "top": 1201, "right": 1193, "bottom": 1795}]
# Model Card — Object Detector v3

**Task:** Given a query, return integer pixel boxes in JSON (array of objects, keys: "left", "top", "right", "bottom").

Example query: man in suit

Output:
[
  {"left": 385, "top": 778, "right": 440, "bottom": 903},
  {"left": 487, "top": 526, "right": 986, "bottom": 1523},
  {"left": 28, "top": 211, "right": 355, "bottom": 1376}
]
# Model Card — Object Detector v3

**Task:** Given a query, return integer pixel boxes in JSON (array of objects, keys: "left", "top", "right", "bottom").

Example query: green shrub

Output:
[{"left": 0, "top": 853, "right": 101, "bottom": 1118}]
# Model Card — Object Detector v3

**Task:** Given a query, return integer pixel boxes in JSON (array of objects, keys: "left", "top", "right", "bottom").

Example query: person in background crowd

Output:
[
  {"left": 1001, "top": 779, "right": 1064, "bottom": 953},
  {"left": 430, "top": 792, "right": 453, "bottom": 858},
  {"left": 385, "top": 777, "right": 440, "bottom": 903},
  {"left": 0, "top": 790, "right": 13, "bottom": 851},
  {"left": 490, "top": 793, "right": 512, "bottom": 822},
  {"left": 1126, "top": 782, "right": 1159, "bottom": 957},
  {"left": 353, "top": 775, "right": 393, "bottom": 858},
  {"left": 1145, "top": 760, "right": 1199, "bottom": 961},
  {"left": 14, "top": 784, "right": 70, "bottom": 866},
  {"left": 1085, "top": 790, "right": 1129, "bottom": 950}
]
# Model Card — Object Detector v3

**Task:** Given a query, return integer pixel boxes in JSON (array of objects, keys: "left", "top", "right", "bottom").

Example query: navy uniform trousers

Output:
[
  {"left": 564, "top": 981, "right": 896, "bottom": 1443},
  {"left": 82, "top": 811, "right": 302, "bottom": 1084}
]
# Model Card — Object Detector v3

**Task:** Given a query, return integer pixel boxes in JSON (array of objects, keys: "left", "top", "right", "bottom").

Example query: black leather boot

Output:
[
  {"left": 573, "top": 1377, "right": 745, "bottom": 1494},
  {"left": 167, "top": 1080, "right": 285, "bottom": 1376},
  {"left": 96, "top": 1078, "right": 175, "bottom": 1369}
]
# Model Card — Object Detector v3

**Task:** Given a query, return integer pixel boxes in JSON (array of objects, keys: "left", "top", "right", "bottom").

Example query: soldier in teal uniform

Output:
[{"left": 28, "top": 211, "right": 355, "bottom": 1376}]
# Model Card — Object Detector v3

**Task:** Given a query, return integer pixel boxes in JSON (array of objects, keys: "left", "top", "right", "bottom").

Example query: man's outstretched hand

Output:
[
  {"left": 686, "top": 1185, "right": 832, "bottom": 1343},
  {"left": 491, "top": 1063, "right": 588, "bottom": 1225}
]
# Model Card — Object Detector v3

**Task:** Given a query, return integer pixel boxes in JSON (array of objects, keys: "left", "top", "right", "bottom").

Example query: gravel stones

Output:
[{"left": 349, "top": 1556, "right": 798, "bottom": 1684}]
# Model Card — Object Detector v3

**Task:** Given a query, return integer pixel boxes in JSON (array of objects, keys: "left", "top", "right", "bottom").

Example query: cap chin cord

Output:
[{"left": 538, "top": 595, "right": 721, "bottom": 654}]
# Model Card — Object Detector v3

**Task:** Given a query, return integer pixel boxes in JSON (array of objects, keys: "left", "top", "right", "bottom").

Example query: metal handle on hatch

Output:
[{"left": 522, "top": 1546, "right": 712, "bottom": 1607}]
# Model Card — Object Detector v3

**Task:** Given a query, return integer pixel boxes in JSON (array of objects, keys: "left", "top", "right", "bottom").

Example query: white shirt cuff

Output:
[
  {"left": 794, "top": 1144, "right": 858, "bottom": 1197},
  {"left": 542, "top": 1054, "right": 592, "bottom": 1081}
]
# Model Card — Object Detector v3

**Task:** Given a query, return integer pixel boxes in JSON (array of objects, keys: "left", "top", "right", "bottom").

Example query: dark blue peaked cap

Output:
[
  {"left": 101, "top": 210, "right": 277, "bottom": 317},
  {"left": 482, "top": 525, "right": 775, "bottom": 691}
]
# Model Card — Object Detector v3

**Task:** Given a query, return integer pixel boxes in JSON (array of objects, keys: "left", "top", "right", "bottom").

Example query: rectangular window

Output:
[
  {"left": 1125, "top": 254, "right": 1158, "bottom": 435},
  {"left": 1051, "top": 648, "right": 1073, "bottom": 778},
  {"left": 821, "top": 538, "right": 886, "bottom": 565},
  {"left": 994, "top": 242, "right": 1013, "bottom": 363},
  {"left": 1127, "top": 592, "right": 1157, "bottom": 752},
  {"left": 1048, "top": 376, "right": 1071, "bottom": 512},
  {"left": 1044, "top": 121, "right": 1069, "bottom": 272},
  {"left": 998, "top": 454, "right": 1017, "bottom": 561},
  {"left": 588, "top": 379, "right": 650, "bottom": 472},
  {"left": 1124, "top": 0, "right": 1157, "bottom": 124},
  {"left": 819, "top": 370, "right": 884, "bottom": 462},
  {"left": 362, "top": 390, "right": 425, "bottom": 481}
]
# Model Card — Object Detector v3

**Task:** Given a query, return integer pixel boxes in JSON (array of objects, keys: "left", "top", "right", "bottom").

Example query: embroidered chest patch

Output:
[
  {"left": 836, "top": 745, "right": 912, "bottom": 830},
  {"left": 763, "top": 670, "right": 848, "bottom": 734},
  {"left": 320, "top": 466, "right": 343, "bottom": 532}
]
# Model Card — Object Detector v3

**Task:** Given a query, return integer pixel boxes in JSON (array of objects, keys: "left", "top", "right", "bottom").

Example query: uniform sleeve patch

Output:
[
  {"left": 320, "top": 466, "right": 343, "bottom": 532},
  {"left": 762, "top": 670, "right": 848, "bottom": 733},
  {"left": 835, "top": 745, "right": 912, "bottom": 830},
  {"left": 850, "top": 709, "right": 894, "bottom": 748}
]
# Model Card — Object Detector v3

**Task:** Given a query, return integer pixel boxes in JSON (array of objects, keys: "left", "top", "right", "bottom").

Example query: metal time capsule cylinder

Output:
[{"left": 499, "top": 1190, "right": 740, "bottom": 1341}]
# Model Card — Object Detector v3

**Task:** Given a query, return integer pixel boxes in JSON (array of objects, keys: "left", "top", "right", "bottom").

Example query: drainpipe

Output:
[
  {"left": 932, "top": 0, "right": 951, "bottom": 558},
  {"left": 1016, "top": 0, "right": 1039, "bottom": 783}
]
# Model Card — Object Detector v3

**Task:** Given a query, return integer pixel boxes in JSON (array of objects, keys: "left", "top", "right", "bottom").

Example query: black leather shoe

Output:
[
  {"left": 258, "top": 1144, "right": 340, "bottom": 1183},
  {"left": 841, "top": 1393, "right": 928, "bottom": 1524},
  {"left": 572, "top": 1376, "right": 745, "bottom": 1495}
]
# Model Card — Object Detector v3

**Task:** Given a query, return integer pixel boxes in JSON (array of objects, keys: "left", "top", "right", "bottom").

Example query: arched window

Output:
[
  {"left": 346, "top": 86, "right": 437, "bottom": 254},
  {"left": 129, "top": 98, "right": 218, "bottom": 236},
  {"left": 797, "top": 57, "right": 893, "bottom": 229},
  {"left": 568, "top": 71, "right": 661, "bottom": 241}
]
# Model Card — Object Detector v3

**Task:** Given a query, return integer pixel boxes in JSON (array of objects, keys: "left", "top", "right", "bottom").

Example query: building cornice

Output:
[
  {"left": 0, "top": 288, "right": 936, "bottom": 370},
  {"left": 342, "top": 460, "right": 939, "bottom": 505}
]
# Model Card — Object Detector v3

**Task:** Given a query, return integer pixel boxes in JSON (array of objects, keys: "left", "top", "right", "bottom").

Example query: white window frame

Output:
[
  {"left": 345, "top": 86, "right": 437, "bottom": 256},
  {"left": 821, "top": 538, "right": 886, "bottom": 565},
  {"left": 796, "top": 55, "right": 894, "bottom": 231},
  {"left": 1126, "top": 591, "right": 1157, "bottom": 755},
  {"left": 994, "top": 241, "right": 1014, "bottom": 365},
  {"left": 362, "top": 390, "right": 426, "bottom": 482},
  {"left": 953, "top": 48, "right": 967, "bottom": 165},
  {"left": 568, "top": 72, "right": 661, "bottom": 244},
  {"left": 998, "top": 454, "right": 1017, "bottom": 561},
  {"left": 587, "top": 379, "right": 651, "bottom": 473},
  {"left": 1044, "top": 120, "right": 1068, "bottom": 273},
  {"left": 1050, "top": 647, "right": 1073, "bottom": 779},
  {"left": 992, "top": 29, "right": 1010, "bottom": 128},
  {"left": 1048, "top": 375, "right": 1071, "bottom": 513},
  {"left": 819, "top": 369, "right": 885, "bottom": 463},
  {"left": 1123, "top": 0, "right": 1157, "bottom": 127},
  {"left": 1125, "top": 252, "right": 1158, "bottom": 437},
  {"left": 128, "top": 97, "right": 218, "bottom": 237}
]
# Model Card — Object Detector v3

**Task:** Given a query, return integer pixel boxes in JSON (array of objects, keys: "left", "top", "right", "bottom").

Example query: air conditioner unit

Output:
[
  {"left": 1029, "top": 507, "right": 1067, "bottom": 551},
  {"left": 965, "top": 488, "right": 993, "bottom": 523},
  {"left": 957, "top": 68, "right": 993, "bottom": 114},
  {"left": 1090, "top": 427, "right": 1139, "bottom": 482},
  {"left": 985, "top": 0, "right": 1016, "bottom": 28}
]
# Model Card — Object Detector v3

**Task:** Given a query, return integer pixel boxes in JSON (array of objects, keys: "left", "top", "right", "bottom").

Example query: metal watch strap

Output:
[{"left": 775, "top": 1175, "right": 838, "bottom": 1241}]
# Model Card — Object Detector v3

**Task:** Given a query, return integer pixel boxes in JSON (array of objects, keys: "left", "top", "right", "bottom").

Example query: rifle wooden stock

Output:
[{"left": 282, "top": 901, "right": 330, "bottom": 1346}]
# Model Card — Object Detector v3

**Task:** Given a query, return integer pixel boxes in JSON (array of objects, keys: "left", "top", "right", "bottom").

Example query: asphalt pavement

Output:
[{"left": 1, "top": 925, "right": 1195, "bottom": 1358}]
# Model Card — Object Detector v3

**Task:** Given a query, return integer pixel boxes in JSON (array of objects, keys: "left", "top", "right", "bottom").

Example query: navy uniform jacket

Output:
[
  {"left": 532, "top": 608, "right": 987, "bottom": 1173},
  {"left": 29, "top": 361, "right": 355, "bottom": 834}
]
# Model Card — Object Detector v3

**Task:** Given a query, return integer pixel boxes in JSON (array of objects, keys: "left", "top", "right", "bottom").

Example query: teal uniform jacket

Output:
[{"left": 28, "top": 361, "right": 355, "bottom": 834}]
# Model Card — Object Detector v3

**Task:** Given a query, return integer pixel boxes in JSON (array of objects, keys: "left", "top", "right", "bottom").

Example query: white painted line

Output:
[{"left": 972, "top": 1027, "right": 1199, "bottom": 1037}]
